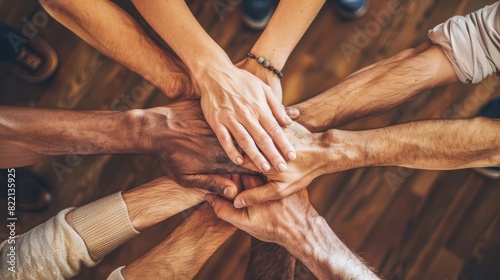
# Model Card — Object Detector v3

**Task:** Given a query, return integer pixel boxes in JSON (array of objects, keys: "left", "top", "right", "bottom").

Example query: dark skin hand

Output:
[
  {"left": 140, "top": 100, "right": 255, "bottom": 198},
  {"left": 0, "top": 101, "right": 251, "bottom": 198}
]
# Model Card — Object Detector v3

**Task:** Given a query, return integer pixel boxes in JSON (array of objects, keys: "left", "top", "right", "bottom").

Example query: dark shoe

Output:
[
  {"left": 0, "top": 169, "right": 53, "bottom": 212},
  {"left": 330, "top": 0, "right": 368, "bottom": 19},
  {"left": 474, "top": 97, "right": 500, "bottom": 179},
  {"left": 242, "top": 0, "right": 276, "bottom": 30},
  {"left": 0, "top": 24, "right": 58, "bottom": 83}
]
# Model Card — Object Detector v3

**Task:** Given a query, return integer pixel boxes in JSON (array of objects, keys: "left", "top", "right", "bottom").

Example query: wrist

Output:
[
  {"left": 187, "top": 48, "right": 234, "bottom": 81},
  {"left": 319, "top": 129, "right": 380, "bottom": 174}
]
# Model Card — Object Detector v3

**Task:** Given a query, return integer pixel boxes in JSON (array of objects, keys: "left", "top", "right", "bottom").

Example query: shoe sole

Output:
[
  {"left": 334, "top": 2, "right": 369, "bottom": 20},
  {"left": 474, "top": 167, "right": 500, "bottom": 179},
  {"left": 242, "top": 8, "right": 274, "bottom": 31},
  {"left": 5, "top": 37, "right": 59, "bottom": 83}
]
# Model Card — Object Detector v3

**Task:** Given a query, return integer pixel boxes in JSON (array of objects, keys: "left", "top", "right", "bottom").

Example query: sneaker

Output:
[
  {"left": 330, "top": 0, "right": 368, "bottom": 20},
  {"left": 474, "top": 97, "right": 500, "bottom": 179},
  {"left": 0, "top": 24, "right": 58, "bottom": 83},
  {"left": 242, "top": 0, "right": 276, "bottom": 31}
]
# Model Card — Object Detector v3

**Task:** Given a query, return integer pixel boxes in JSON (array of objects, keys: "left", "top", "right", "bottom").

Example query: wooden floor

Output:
[{"left": 1, "top": 0, "right": 499, "bottom": 279}]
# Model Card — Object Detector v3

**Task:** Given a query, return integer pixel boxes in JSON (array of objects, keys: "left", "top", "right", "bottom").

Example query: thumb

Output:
[
  {"left": 181, "top": 174, "right": 239, "bottom": 199},
  {"left": 205, "top": 194, "right": 245, "bottom": 226},
  {"left": 285, "top": 107, "right": 300, "bottom": 120},
  {"left": 233, "top": 181, "right": 281, "bottom": 208}
]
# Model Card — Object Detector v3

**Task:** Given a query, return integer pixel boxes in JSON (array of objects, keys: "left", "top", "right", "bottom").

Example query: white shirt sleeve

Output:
[
  {"left": 428, "top": 1, "right": 500, "bottom": 84},
  {"left": 0, "top": 208, "right": 99, "bottom": 280}
]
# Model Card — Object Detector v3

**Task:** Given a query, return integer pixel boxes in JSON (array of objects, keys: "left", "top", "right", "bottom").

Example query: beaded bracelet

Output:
[{"left": 246, "top": 52, "right": 284, "bottom": 78}]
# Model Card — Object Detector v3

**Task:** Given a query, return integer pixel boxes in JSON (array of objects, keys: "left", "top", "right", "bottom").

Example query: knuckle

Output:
[
  {"left": 236, "top": 134, "right": 254, "bottom": 147},
  {"left": 256, "top": 133, "right": 272, "bottom": 146},
  {"left": 268, "top": 124, "right": 283, "bottom": 138},
  {"left": 217, "top": 134, "right": 232, "bottom": 145}
]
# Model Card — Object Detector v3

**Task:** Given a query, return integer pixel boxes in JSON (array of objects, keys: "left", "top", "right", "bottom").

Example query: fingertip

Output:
[
  {"left": 234, "top": 198, "right": 246, "bottom": 208},
  {"left": 285, "top": 107, "right": 300, "bottom": 119},
  {"left": 205, "top": 194, "right": 215, "bottom": 205},
  {"left": 287, "top": 151, "right": 296, "bottom": 161}
]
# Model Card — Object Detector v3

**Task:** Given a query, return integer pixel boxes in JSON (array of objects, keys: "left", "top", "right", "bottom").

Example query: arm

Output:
[
  {"left": 294, "top": 43, "right": 459, "bottom": 132},
  {"left": 0, "top": 176, "right": 207, "bottom": 279},
  {"left": 0, "top": 101, "right": 249, "bottom": 197},
  {"left": 245, "top": 238, "right": 296, "bottom": 280},
  {"left": 121, "top": 203, "right": 236, "bottom": 280},
  {"left": 233, "top": 117, "right": 500, "bottom": 207},
  {"left": 39, "top": 0, "right": 197, "bottom": 99},
  {"left": 131, "top": 0, "right": 295, "bottom": 173},
  {"left": 206, "top": 179, "right": 379, "bottom": 279},
  {"left": 239, "top": 0, "right": 325, "bottom": 99}
]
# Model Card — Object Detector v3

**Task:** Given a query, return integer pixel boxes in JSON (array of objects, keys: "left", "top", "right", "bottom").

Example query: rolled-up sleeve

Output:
[{"left": 428, "top": 1, "right": 500, "bottom": 84}]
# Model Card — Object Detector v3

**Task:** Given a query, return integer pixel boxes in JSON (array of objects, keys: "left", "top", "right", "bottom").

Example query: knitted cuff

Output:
[{"left": 71, "top": 192, "right": 139, "bottom": 260}]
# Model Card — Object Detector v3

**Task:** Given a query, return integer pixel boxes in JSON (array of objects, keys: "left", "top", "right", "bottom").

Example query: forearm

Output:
[
  {"left": 122, "top": 177, "right": 208, "bottom": 231},
  {"left": 251, "top": 0, "right": 325, "bottom": 69},
  {"left": 0, "top": 106, "right": 141, "bottom": 168},
  {"left": 40, "top": 0, "right": 193, "bottom": 98},
  {"left": 245, "top": 238, "right": 296, "bottom": 280},
  {"left": 321, "top": 117, "right": 500, "bottom": 173},
  {"left": 122, "top": 204, "right": 236, "bottom": 279},
  {"left": 295, "top": 44, "right": 458, "bottom": 132},
  {"left": 283, "top": 214, "right": 379, "bottom": 280},
  {"left": 131, "top": 0, "right": 232, "bottom": 77}
]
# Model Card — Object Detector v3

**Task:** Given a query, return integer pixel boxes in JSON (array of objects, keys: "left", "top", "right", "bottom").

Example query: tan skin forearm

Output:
[
  {"left": 251, "top": 0, "right": 326, "bottom": 69},
  {"left": 122, "top": 203, "right": 236, "bottom": 280},
  {"left": 318, "top": 117, "right": 500, "bottom": 175},
  {"left": 294, "top": 43, "right": 459, "bottom": 132},
  {"left": 0, "top": 106, "right": 139, "bottom": 168},
  {"left": 121, "top": 178, "right": 209, "bottom": 231},
  {"left": 345, "top": 117, "right": 500, "bottom": 171},
  {"left": 284, "top": 214, "right": 379, "bottom": 280},
  {"left": 39, "top": 0, "right": 195, "bottom": 98}
]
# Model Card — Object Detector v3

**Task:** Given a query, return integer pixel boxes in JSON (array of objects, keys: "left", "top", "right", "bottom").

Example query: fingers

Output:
[
  {"left": 266, "top": 88, "right": 292, "bottom": 126},
  {"left": 259, "top": 113, "right": 296, "bottom": 162},
  {"left": 233, "top": 182, "right": 285, "bottom": 208},
  {"left": 285, "top": 107, "right": 300, "bottom": 120},
  {"left": 213, "top": 124, "right": 244, "bottom": 166},
  {"left": 226, "top": 120, "right": 272, "bottom": 172},
  {"left": 205, "top": 194, "right": 245, "bottom": 227},
  {"left": 181, "top": 174, "right": 240, "bottom": 200}
]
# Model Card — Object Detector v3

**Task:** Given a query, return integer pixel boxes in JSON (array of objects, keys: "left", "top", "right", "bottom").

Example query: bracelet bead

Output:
[{"left": 246, "top": 52, "right": 284, "bottom": 79}]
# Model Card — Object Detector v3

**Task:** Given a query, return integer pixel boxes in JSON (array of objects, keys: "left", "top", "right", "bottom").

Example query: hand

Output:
[
  {"left": 138, "top": 100, "right": 252, "bottom": 198},
  {"left": 237, "top": 58, "right": 301, "bottom": 122},
  {"left": 231, "top": 122, "right": 330, "bottom": 208},
  {"left": 205, "top": 175, "right": 317, "bottom": 245},
  {"left": 197, "top": 64, "right": 296, "bottom": 173}
]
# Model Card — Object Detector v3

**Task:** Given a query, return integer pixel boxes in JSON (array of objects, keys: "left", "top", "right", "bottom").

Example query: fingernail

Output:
[
  {"left": 261, "top": 162, "right": 271, "bottom": 172},
  {"left": 205, "top": 195, "right": 215, "bottom": 204},
  {"left": 287, "top": 152, "right": 296, "bottom": 160},
  {"left": 223, "top": 187, "right": 236, "bottom": 198},
  {"left": 278, "top": 162, "right": 287, "bottom": 172},
  {"left": 285, "top": 115, "right": 292, "bottom": 124},
  {"left": 234, "top": 198, "right": 246, "bottom": 208},
  {"left": 236, "top": 157, "right": 243, "bottom": 165}
]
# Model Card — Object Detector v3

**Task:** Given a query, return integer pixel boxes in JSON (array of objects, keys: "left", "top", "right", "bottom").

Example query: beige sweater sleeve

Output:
[
  {"left": 428, "top": 1, "right": 500, "bottom": 84},
  {"left": 0, "top": 192, "right": 139, "bottom": 279}
]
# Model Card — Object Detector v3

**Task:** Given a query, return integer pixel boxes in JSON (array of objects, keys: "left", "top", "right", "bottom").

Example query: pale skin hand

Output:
[
  {"left": 206, "top": 176, "right": 379, "bottom": 279},
  {"left": 131, "top": 0, "right": 295, "bottom": 172}
]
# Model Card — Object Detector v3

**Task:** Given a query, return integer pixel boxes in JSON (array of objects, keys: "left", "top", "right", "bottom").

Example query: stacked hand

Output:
[{"left": 196, "top": 64, "right": 296, "bottom": 173}]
